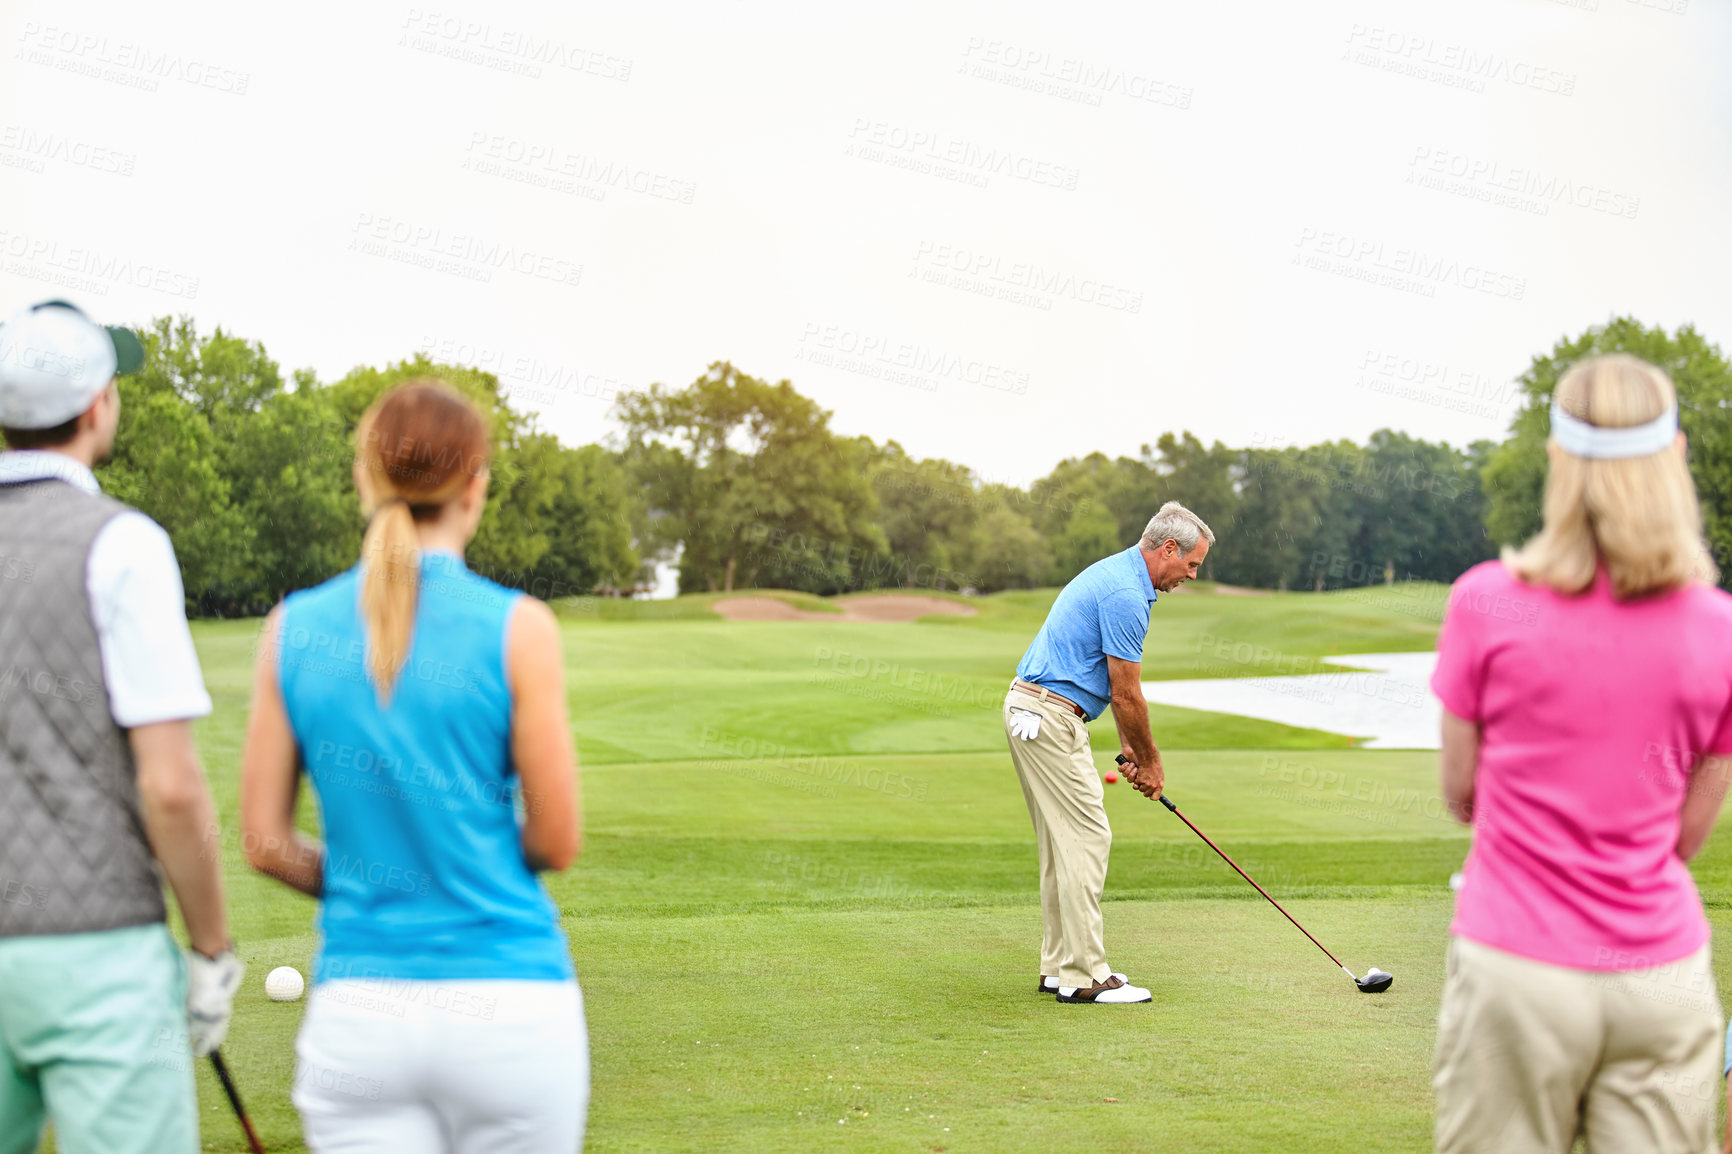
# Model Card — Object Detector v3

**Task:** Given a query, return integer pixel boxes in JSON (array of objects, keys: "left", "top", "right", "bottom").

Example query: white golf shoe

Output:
[
  {"left": 1040, "top": 972, "right": 1125, "bottom": 995},
  {"left": 1056, "top": 974, "right": 1151, "bottom": 1004}
]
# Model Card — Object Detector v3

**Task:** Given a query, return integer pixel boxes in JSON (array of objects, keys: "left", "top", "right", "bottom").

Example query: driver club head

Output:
[{"left": 1355, "top": 967, "right": 1394, "bottom": 994}]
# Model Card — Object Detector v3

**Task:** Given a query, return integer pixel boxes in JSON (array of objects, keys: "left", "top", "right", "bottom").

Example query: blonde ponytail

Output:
[
  {"left": 360, "top": 497, "right": 420, "bottom": 701},
  {"left": 352, "top": 380, "right": 493, "bottom": 704}
]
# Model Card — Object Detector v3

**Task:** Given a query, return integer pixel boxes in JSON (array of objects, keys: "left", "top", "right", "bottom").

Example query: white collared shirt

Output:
[{"left": 0, "top": 450, "right": 212, "bottom": 726}]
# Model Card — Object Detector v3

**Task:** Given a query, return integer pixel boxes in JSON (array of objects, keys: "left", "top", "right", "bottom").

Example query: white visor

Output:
[{"left": 1549, "top": 400, "right": 1678, "bottom": 460}]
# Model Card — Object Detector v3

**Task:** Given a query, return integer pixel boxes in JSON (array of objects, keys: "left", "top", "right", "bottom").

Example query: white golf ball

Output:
[
  {"left": 1449, "top": 871, "right": 1464, "bottom": 892},
  {"left": 265, "top": 966, "right": 305, "bottom": 1002}
]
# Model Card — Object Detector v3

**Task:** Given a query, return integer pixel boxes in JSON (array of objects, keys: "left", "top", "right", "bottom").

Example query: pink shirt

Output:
[{"left": 1432, "top": 560, "right": 1732, "bottom": 971}]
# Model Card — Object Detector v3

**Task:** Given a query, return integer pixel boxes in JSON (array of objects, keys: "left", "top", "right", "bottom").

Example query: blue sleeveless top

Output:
[{"left": 279, "top": 551, "right": 573, "bottom": 984}]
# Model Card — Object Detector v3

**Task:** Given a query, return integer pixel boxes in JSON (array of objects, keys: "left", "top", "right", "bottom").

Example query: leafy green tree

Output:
[
  {"left": 964, "top": 500, "right": 1051, "bottom": 591},
  {"left": 1482, "top": 319, "right": 1732, "bottom": 585},
  {"left": 98, "top": 381, "right": 254, "bottom": 612},
  {"left": 1049, "top": 499, "right": 1123, "bottom": 583},
  {"left": 1352, "top": 430, "right": 1493, "bottom": 584},
  {"left": 1025, "top": 439, "right": 1240, "bottom": 583},
  {"left": 1216, "top": 433, "right": 1492, "bottom": 591},
  {"left": 133, "top": 316, "right": 283, "bottom": 431},
  {"left": 616, "top": 363, "right": 884, "bottom": 593},
  {"left": 517, "top": 438, "right": 643, "bottom": 595},
  {"left": 1214, "top": 445, "right": 1328, "bottom": 590},
  {"left": 867, "top": 443, "right": 981, "bottom": 589},
  {"left": 1144, "top": 432, "right": 1239, "bottom": 579},
  {"left": 1026, "top": 452, "right": 1124, "bottom": 542},
  {"left": 223, "top": 380, "right": 360, "bottom": 606}
]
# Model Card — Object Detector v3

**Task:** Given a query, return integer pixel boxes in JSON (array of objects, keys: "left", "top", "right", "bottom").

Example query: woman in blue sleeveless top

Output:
[{"left": 241, "top": 380, "right": 586, "bottom": 1152}]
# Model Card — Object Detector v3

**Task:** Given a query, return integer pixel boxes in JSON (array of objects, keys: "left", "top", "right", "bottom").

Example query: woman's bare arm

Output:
[
  {"left": 508, "top": 597, "right": 581, "bottom": 871},
  {"left": 240, "top": 607, "right": 324, "bottom": 896},
  {"left": 1440, "top": 709, "right": 1480, "bottom": 824},
  {"left": 1678, "top": 753, "right": 1732, "bottom": 862}
]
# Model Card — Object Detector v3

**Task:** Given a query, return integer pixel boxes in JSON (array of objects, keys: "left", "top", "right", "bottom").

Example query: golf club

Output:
[
  {"left": 209, "top": 1049, "right": 268, "bottom": 1154},
  {"left": 1116, "top": 755, "right": 1393, "bottom": 994}
]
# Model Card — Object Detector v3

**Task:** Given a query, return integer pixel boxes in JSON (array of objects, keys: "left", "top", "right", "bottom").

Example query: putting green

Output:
[{"left": 61, "top": 584, "right": 1732, "bottom": 1152}]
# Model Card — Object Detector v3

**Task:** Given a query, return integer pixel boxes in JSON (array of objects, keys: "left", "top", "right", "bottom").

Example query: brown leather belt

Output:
[{"left": 1009, "top": 679, "right": 1086, "bottom": 719}]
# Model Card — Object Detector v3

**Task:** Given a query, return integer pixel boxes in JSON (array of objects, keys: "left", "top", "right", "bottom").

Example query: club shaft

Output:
[
  {"left": 1161, "top": 797, "right": 1347, "bottom": 971},
  {"left": 209, "top": 1050, "right": 268, "bottom": 1154}
]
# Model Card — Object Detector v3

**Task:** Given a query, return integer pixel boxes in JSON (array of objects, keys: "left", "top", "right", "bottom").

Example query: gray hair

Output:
[{"left": 1140, "top": 501, "right": 1215, "bottom": 553}]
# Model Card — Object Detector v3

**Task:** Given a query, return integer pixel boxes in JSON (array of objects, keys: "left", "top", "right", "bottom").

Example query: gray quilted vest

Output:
[{"left": 0, "top": 477, "right": 166, "bottom": 936}]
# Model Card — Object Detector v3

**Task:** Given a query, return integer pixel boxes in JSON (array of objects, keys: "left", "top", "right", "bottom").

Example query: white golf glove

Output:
[
  {"left": 186, "top": 948, "right": 245, "bottom": 1057},
  {"left": 1008, "top": 709, "right": 1042, "bottom": 741}
]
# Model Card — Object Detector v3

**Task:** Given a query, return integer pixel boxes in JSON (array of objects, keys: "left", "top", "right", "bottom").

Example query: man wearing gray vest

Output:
[{"left": 0, "top": 300, "right": 241, "bottom": 1154}]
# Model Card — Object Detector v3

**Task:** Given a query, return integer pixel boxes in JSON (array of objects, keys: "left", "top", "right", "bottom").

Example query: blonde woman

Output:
[
  {"left": 240, "top": 381, "right": 586, "bottom": 1152},
  {"left": 1431, "top": 354, "right": 1732, "bottom": 1153}
]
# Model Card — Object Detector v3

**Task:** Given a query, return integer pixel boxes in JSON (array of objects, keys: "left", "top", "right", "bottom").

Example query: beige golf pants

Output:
[
  {"left": 1003, "top": 686, "right": 1112, "bottom": 989},
  {"left": 1434, "top": 935, "right": 1723, "bottom": 1154}
]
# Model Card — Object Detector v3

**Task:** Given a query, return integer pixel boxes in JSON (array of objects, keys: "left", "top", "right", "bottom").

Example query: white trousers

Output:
[{"left": 293, "top": 978, "right": 589, "bottom": 1154}]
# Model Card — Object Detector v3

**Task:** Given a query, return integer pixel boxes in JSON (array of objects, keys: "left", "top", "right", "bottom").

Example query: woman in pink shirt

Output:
[{"left": 1431, "top": 353, "right": 1732, "bottom": 1154}]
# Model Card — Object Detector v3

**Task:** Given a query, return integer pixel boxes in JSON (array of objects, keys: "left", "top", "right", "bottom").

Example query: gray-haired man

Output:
[
  {"left": 1004, "top": 501, "right": 1215, "bottom": 1003},
  {"left": 0, "top": 301, "right": 241, "bottom": 1154}
]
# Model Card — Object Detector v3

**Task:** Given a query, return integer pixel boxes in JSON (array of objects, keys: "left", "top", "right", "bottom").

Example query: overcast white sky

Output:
[{"left": 2, "top": 0, "right": 1726, "bottom": 485}]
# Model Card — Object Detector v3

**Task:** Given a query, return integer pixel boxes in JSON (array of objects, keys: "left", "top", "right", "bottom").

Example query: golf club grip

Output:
[
  {"left": 209, "top": 1050, "right": 268, "bottom": 1154},
  {"left": 1115, "top": 753, "right": 1174, "bottom": 807}
]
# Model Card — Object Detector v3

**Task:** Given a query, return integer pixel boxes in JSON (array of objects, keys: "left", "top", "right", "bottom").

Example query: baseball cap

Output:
[{"left": 0, "top": 300, "right": 144, "bottom": 429}]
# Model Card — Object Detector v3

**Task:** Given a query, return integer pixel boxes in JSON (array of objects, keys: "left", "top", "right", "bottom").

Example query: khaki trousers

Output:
[
  {"left": 1003, "top": 686, "right": 1112, "bottom": 989},
  {"left": 1434, "top": 935, "right": 1723, "bottom": 1154}
]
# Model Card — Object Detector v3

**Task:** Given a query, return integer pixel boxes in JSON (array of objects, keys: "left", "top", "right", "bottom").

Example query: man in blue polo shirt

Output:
[{"left": 1005, "top": 501, "right": 1215, "bottom": 1004}]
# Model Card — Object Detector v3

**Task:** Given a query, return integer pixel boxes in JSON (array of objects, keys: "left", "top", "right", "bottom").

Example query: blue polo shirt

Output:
[
  {"left": 1015, "top": 545, "right": 1157, "bottom": 719},
  {"left": 279, "top": 552, "right": 574, "bottom": 985}
]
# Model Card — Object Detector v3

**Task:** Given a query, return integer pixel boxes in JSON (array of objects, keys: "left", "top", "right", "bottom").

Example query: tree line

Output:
[{"left": 86, "top": 315, "right": 1730, "bottom": 615}]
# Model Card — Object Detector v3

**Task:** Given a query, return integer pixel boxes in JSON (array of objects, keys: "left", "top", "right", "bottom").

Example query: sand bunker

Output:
[{"left": 713, "top": 594, "right": 976, "bottom": 623}]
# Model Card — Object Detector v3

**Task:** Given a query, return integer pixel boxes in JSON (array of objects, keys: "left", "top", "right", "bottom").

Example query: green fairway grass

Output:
[{"left": 71, "top": 584, "right": 1732, "bottom": 1152}]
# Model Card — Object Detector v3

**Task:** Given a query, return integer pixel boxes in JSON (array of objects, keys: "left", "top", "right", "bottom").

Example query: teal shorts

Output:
[{"left": 0, "top": 923, "right": 195, "bottom": 1154}]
